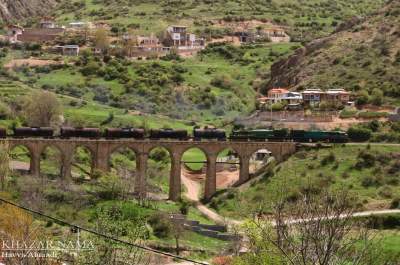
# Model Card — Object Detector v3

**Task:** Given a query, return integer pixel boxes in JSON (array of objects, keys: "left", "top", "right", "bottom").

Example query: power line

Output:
[{"left": 0, "top": 197, "right": 208, "bottom": 265}]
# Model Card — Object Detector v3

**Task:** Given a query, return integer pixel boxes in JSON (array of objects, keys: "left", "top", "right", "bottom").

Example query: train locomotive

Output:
[{"left": 230, "top": 129, "right": 348, "bottom": 143}]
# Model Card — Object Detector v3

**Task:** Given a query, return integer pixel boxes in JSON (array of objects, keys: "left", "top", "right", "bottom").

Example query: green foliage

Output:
[
  {"left": 210, "top": 145, "right": 400, "bottom": 219},
  {"left": 320, "top": 152, "right": 336, "bottom": 166},
  {"left": 94, "top": 172, "right": 125, "bottom": 200},
  {"left": 210, "top": 74, "right": 233, "bottom": 89},
  {"left": 364, "top": 214, "right": 400, "bottom": 229},
  {"left": 347, "top": 126, "right": 372, "bottom": 142},
  {"left": 148, "top": 213, "right": 172, "bottom": 238},
  {"left": 0, "top": 101, "right": 11, "bottom": 119},
  {"left": 371, "top": 88, "right": 384, "bottom": 105},
  {"left": 356, "top": 90, "right": 370, "bottom": 106}
]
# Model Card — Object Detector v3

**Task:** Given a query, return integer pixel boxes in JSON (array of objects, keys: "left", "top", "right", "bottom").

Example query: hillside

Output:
[
  {"left": 54, "top": 0, "right": 385, "bottom": 41},
  {"left": 0, "top": 0, "right": 58, "bottom": 22},
  {"left": 209, "top": 144, "right": 400, "bottom": 219},
  {"left": 267, "top": 0, "right": 400, "bottom": 106}
]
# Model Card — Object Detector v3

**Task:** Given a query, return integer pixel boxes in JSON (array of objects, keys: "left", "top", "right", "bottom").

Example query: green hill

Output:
[
  {"left": 267, "top": 0, "right": 400, "bottom": 106},
  {"left": 53, "top": 0, "right": 385, "bottom": 41}
]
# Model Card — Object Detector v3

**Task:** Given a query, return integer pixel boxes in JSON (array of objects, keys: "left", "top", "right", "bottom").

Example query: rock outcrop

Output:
[
  {"left": 266, "top": 0, "right": 400, "bottom": 97},
  {"left": 0, "top": 0, "right": 58, "bottom": 22}
]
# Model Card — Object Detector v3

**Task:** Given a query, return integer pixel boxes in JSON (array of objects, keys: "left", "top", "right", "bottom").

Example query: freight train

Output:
[{"left": 0, "top": 127, "right": 348, "bottom": 143}]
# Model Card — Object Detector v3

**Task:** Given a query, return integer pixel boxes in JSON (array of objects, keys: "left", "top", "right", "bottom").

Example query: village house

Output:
[
  {"left": 267, "top": 88, "right": 290, "bottom": 103},
  {"left": 62, "top": 45, "right": 80, "bottom": 56},
  {"left": 39, "top": 17, "right": 57, "bottom": 29},
  {"left": 165, "top": 26, "right": 205, "bottom": 49},
  {"left": 236, "top": 25, "right": 290, "bottom": 44},
  {"left": 301, "top": 88, "right": 350, "bottom": 106},
  {"left": 69, "top": 22, "right": 90, "bottom": 29},
  {"left": 137, "top": 35, "right": 162, "bottom": 50},
  {"left": 16, "top": 27, "right": 65, "bottom": 43},
  {"left": 325, "top": 88, "right": 351, "bottom": 103},
  {"left": 301, "top": 89, "right": 324, "bottom": 106},
  {"left": 7, "top": 18, "right": 65, "bottom": 44},
  {"left": 261, "top": 27, "right": 291, "bottom": 43},
  {"left": 266, "top": 88, "right": 302, "bottom": 104},
  {"left": 7, "top": 24, "right": 24, "bottom": 43}
]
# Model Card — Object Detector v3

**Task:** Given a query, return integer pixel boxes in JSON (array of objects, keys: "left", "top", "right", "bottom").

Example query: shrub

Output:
[
  {"left": 320, "top": 152, "right": 336, "bottom": 166},
  {"left": 0, "top": 101, "right": 11, "bottom": 119},
  {"left": 44, "top": 188, "right": 70, "bottom": 203},
  {"left": 370, "top": 88, "right": 383, "bottom": 106},
  {"left": 355, "top": 150, "right": 376, "bottom": 169},
  {"left": 341, "top": 172, "right": 350, "bottom": 179},
  {"left": 179, "top": 200, "right": 190, "bottom": 215},
  {"left": 81, "top": 61, "right": 101, "bottom": 76},
  {"left": 347, "top": 127, "right": 371, "bottom": 142},
  {"left": 377, "top": 185, "right": 393, "bottom": 198},
  {"left": 339, "top": 109, "right": 357, "bottom": 119},
  {"left": 148, "top": 213, "right": 172, "bottom": 238},
  {"left": 365, "top": 214, "right": 400, "bottom": 229},
  {"left": 361, "top": 175, "right": 383, "bottom": 187},
  {"left": 95, "top": 173, "right": 124, "bottom": 200},
  {"left": 355, "top": 90, "right": 369, "bottom": 106},
  {"left": 149, "top": 148, "right": 169, "bottom": 163},
  {"left": 357, "top": 111, "right": 388, "bottom": 119},
  {"left": 390, "top": 198, "right": 400, "bottom": 209},
  {"left": 210, "top": 74, "right": 233, "bottom": 89}
]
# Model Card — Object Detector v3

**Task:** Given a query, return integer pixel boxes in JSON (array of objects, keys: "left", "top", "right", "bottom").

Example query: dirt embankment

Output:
[{"left": 4, "top": 58, "right": 63, "bottom": 69}]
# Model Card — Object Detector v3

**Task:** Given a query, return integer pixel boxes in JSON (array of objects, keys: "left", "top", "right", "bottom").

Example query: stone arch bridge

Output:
[{"left": 2, "top": 139, "right": 297, "bottom": 201}]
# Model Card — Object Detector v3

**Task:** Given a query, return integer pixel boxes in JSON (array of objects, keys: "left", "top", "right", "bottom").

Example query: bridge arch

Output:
[
  {"left": 216, "top": 147, "right": 241, "bottom": 188},
  {"left": 8, "top": 144, "right": 33, "bottom": 175},
  {"left": 39, "top": 145, "right": 63, "bottom": 178},
  {"left": 72, "top": 145, "right": 95, "bottom": 179},
  {"left": 147, "top": 146, "right": 173, "bottom": 196}
]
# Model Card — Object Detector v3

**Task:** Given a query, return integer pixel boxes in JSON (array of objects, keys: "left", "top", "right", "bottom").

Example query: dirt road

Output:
[
  {"left": 181, "top": 168, "right": 241, "bottom": 226},
  {"left": 9, "top": 161, "right": 30, "bottom": 171}
]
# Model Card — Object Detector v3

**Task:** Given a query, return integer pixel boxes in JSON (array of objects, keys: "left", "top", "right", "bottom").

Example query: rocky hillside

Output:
[
  {"left": 267, "top": 0, "right": 400, "bottom": 104},
  {"left": 0, "top": 0, "right": 58, "bottom": 22}
]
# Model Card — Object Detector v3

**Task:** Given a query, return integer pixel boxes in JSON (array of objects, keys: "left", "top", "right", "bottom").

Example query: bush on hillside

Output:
[
  {"left": 320, "top": 152, "right": 336, "bottom": 166},
  {"left": 211, "top": 74, "right": 233, "bottom": 89},
  {"left": 370, "top": 88, "right": 384, "bottom": 105},
  {"left": 355, "top": 90, "right": 369, "bottom": 106},
  {"left": 347, "top": 127, "right": 372, "bottom": 142},
  {"left": 364, "top": 214, "right": 400, "bottom": 229},
  {"left": 0, "top": 101, "right": 11, "bottom": 119},
  {"left": 148, "top": 213, "right": 172, "bottom": 238}
]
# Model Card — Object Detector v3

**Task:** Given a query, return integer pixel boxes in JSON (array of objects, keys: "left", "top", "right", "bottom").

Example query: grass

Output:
[
  {"left": 53, "top": 0, "right": 385, "bottom": 41},
  {"left": 9, "top": 42, "right": 299, "bottom": 125},
  {"left": 182, "top": 148, "right": 207, "bottom": 171},
  {"left": 209, "top": 144, "right": 400, "bottom": 219}
]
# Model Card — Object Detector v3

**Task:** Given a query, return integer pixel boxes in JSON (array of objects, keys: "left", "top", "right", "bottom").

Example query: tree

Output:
[
  {"left": 234, "top": 189, "right": 392, "bottom": 265},
  {"left": 371, "top": 88, "right": 383, "bottom": 106},
  {"left": 347, "top": 126, "right": 372, "bottom": 142},
  {"left": 0, "top": 203, "right": 57, "bottom": 264},
  {"left": 94, "top": 28, "right": 110, "bottom": 54},
  {"left": 76, "top": 204, "right": 150, "bottom": 265},
  {"left": 22, "top": 90, "right": 62, "bottom": 127},
  {"left": 356, "top": 90, "right": 369, "bottom": 106}
]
